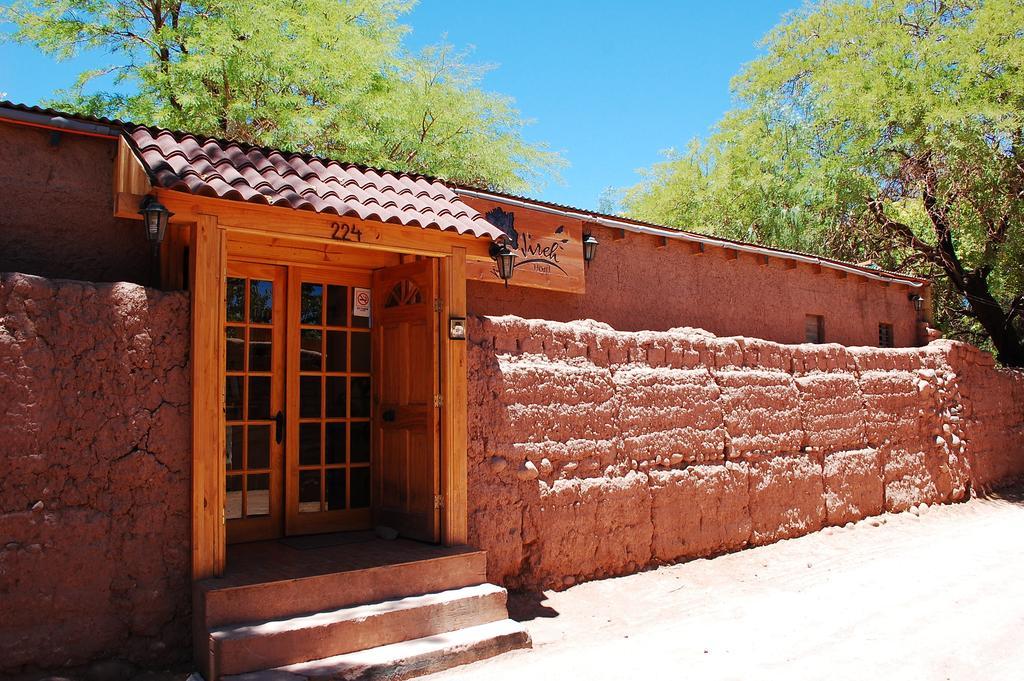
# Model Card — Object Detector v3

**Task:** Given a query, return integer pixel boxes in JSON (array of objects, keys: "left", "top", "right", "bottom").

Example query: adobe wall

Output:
[
  {"left": 466, "top": 315, "right": 1024, "bottom": 590},
  {"left": 0, "top": 273, "right": 191, "bottom": 674},
  {"left": 463, "top": 197, "right": 921, "bottom": 347},
  {"left": 0, "top": 121, "right": 152, "bottom": 285}
]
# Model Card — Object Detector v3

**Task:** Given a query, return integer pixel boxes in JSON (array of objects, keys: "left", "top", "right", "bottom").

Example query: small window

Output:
[
  {"left": 879, "top": 323, "right": 894, "bottom": 348},
  {"left": 384, "top": 279, "right": 422, "bottom": 308},
  {"left": 805, "top": 314, "right": 825, "bottom": 343}
]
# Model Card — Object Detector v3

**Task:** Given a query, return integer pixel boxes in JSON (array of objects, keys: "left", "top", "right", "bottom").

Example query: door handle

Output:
[
  {"left": 382, "top": 409, "right": 396, "bottom": 423},
  {"left": 275, "top": 410, "right": 285, "bottom": 444}
]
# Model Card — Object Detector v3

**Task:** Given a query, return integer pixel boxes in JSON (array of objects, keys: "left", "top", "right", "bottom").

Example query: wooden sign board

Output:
[{"left": 465, "top": 204, "right": 586, "bottom": 293}]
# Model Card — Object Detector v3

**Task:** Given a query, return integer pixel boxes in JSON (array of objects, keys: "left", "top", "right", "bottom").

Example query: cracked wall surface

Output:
[
  {"left": 0, "top": 273, "right": 190, "bottom": 674},
  {"left": 467, "top": 315, "right": 1024, "bottom": 591}
]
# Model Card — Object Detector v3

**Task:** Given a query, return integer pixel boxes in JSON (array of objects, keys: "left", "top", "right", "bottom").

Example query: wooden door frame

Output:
[
  {"left": 439, "top": 247, "right": 468, "bottom": 545},
  {"left": 190, "top": 213, "right": 227, "bottom": 580},
  {"left": 183, "top": 207, "right": 470, "bottom": 581}
]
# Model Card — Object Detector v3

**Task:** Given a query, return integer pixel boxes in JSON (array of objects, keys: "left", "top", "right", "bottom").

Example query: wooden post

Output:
[
  {"left": 191, "top": 213, "right": 226, "bottom": 580},
  {"left": 160, "top": 224, "right": 188, "bottom": 290},
  {"left": 440, "top": 247, "right": 469, "bottom": 546}
]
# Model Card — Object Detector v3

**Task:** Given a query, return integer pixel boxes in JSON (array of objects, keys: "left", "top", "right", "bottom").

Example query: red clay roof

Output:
[{"left": 127, "top": 125, "right": 502, "bottom": 240}]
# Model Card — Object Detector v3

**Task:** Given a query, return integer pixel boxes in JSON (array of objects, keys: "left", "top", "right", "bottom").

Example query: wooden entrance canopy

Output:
[{"left": 113, "top": 126, "right": 501, "bottom": 580}]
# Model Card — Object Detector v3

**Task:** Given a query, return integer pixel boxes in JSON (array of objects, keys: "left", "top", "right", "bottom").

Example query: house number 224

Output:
[{"left": 330, "top": 222, "right": 363, "bottom": 242}]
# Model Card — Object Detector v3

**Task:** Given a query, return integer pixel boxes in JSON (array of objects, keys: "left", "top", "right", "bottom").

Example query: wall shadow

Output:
[
  {"left": 507, "top": 590, "right": 560, "bottom": 622},
  {"left": 982, "top": 481, "right": 1024, "bottom": 505}
]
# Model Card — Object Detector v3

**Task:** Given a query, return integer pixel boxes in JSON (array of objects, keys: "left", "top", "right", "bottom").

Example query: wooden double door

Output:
[{"left": 223, "top": 259, "right": 441, "bottom": 544}]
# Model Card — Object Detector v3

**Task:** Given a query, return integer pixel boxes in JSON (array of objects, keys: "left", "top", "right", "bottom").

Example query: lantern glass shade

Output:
[
  {"left": 491, "top": 242, "right": 517, "bottom": 283},
  {"left": 910, "top": 294, "right": 924, "bottom": 312},
  {"left": 583, "top": 233, "right": 599, "bottom": 263},
  {"left": 139, "top": 198, "right": 173, "bottom": 246}
]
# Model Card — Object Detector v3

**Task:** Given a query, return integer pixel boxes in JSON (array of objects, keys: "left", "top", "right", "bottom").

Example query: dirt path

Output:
[{"left": 428, "top": 486, "right": 1024, "bottom": 681}]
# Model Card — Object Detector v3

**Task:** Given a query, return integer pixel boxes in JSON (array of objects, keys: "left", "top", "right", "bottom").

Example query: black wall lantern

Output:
[
  {"left": 908, "top": 293, "right": 924, "bottom": 313},
  {"left": 490, "top": 241, "right": 517, "bottom": 287},
  {"left": 583, "top": 232, "right": 599, "bottom": 265},
  {"left": 139, "top": 196, "right": 173, "bottom": 255},
  {"left": 139, "top": 196, "right": 174, "bottom": 287}
]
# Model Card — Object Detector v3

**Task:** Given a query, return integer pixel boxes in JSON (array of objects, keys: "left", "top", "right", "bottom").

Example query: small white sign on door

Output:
[{"left": 353, "top": 287, "right": 371, "bottom": 318}]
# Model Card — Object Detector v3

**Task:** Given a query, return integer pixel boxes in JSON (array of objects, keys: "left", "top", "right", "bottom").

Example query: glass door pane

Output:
[
  {"left": 287, "top": 271, "right": 372, "bottom": 534},
  {"left": 224, "top": 263, "right": 285, "bottom": 543}
]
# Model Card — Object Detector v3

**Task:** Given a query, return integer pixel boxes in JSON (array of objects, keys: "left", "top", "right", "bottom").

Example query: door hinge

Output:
[
  {"left": 434, "top": 393, "right": 443, "bottom": 408},
  {"left": 433, "top": 298, "right": 443, "bottom": 312},
  {"left": 434, "top": 494, "right": 445, "bottom": 510}
]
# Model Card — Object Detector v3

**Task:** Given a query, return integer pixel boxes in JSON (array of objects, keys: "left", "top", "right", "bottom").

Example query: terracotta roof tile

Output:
[{"left": 127, "top": 125, "right": 503, "bottom": 241}]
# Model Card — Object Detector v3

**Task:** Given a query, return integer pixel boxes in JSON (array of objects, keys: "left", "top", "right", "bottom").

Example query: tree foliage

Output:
[
  {"left": 624, "top": 0, "right": 1024, "bottom": 365},
  {"left": 1, "top": 0, "right": 564, "bottom": 192}
]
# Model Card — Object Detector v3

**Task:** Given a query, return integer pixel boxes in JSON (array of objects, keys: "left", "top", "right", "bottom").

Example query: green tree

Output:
[
  {"left": 624, "top": 0, "right": 1024, "bottom": 366},
  {"left": 1, "top": 0, "right": 564, "bottom": 192}
]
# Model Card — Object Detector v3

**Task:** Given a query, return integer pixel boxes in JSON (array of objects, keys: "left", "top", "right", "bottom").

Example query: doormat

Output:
[{"left": 279, "top": 531, "right": 377, "bottom": 550}]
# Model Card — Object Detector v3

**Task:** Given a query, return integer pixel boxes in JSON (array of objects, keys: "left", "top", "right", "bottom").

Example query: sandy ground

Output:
[{"left": 427, "top": 486, "right": 1024, "bottom": 681}]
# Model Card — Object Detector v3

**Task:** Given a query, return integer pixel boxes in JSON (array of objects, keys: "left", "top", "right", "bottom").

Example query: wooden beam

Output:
[
  {"left": 687, "top": 242, "right": 705, "bottom": 256},
  {"left": 784, "top": 259, "right": 798, "bottom": 270},
  {"left": 226, "top": 230, "right": 401, "bottom": 270},
  {"left": 117, "top": 190, "right": 495, "bottom": 262},
  {"left": 191, "top": 213, "right": 226, "bottom": 580},
  {"left": 113, "top": 137, "right": 152, "bottom": 201},
  {"left": 114, "top": 191, "right": 146, "bottom": 220},
  {"left": 656, "top": 236, "right": 669, "bottom": 250},
  {"left": 440, "top": 247, "right": 469, "bottom": 546},
  {"left": 156, "top": 191, "right": 490, "bottom": 258},
  {"left": 610, "top": 228, "right": 626, "bottom": 241}
]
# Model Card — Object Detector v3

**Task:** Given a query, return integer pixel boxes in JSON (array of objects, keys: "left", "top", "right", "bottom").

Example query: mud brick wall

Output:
[
  {"left": 467, "top": 316, "right": 1024, "bottom": 591},
  {"left": 0, "top": 120, "right": 152, "bottom": 285},
  {"left": 0, "top": 273, "right": 191, "bottom": 674}
]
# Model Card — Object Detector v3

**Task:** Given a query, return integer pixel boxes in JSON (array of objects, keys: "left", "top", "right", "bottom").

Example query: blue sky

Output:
[{"left": 0, "top": 0, "right": 798, "bottom": 209}]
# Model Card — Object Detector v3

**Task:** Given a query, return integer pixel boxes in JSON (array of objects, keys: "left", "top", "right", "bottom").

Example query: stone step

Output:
[
  {"left": 210, "top": 584, "right": 510, "bottom": 677},
  {"left": 196, "top": 548, "right": 487, "bottom": 631},
  {"left": 222, "top": 618, "right": 532, "bottom": 681}
]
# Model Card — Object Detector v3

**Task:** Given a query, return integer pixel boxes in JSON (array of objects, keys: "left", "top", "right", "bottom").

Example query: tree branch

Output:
[{"left": 866, "top": 198, "right": 939, "bottom": 260}]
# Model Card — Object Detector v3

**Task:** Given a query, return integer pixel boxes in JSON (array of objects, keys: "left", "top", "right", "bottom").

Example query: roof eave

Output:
[
  {"left": 0, "top": 102, "right": 123, "bottom": 139},
  {"left": 455, "top": 187, "right": 928, "bottom": 288}
]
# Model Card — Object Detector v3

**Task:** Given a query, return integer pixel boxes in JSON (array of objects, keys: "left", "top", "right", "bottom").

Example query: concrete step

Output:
[
  {"left": 210, "top": 584, "right": 510, "bottom": 677},
  {"left": 196, "top": 548, "right": 487, "bottom": 631},
  {"left": 221, "top": 618, "right": 532, "bottom": 681}
]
